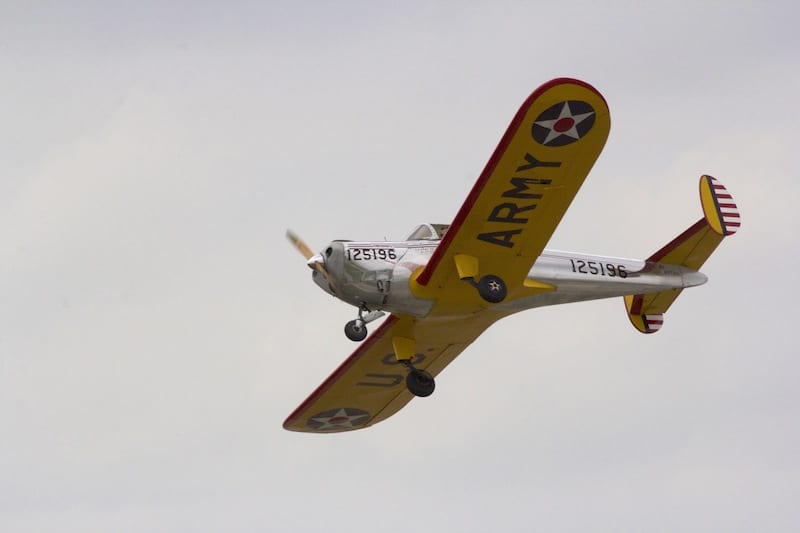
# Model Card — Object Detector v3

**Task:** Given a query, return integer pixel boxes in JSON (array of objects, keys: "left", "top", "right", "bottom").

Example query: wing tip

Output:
[
  {"left": 537, "top": 77, "right": 608, "bottom": 107},
  {"left": 416, "top": 78, "right": 609, "bottom": 286},
  {"left": 282, "top": 409, "right": 373, "bottom": 434},
  {"left": 281, "top": 316, "right": 401, "bottom": 434}
]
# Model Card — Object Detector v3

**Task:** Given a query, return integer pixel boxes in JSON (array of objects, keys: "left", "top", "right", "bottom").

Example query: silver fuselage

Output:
[{"left": 312, "top": 238, "right": 707, "bottom": 318}]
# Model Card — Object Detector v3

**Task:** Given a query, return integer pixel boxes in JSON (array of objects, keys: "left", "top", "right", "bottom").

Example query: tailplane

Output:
[{"left": 625, "top": 175, "right": 740, "bottom": 334}]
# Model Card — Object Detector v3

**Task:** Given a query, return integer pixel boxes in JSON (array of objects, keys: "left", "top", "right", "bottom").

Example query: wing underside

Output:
[
  {"left": 286, "top": 79, "right": 612, "bottom": 432},
  {"left": 413, "top": 78, "right": 611, "bottom": 312},
  {"left": 283, "top": 314, "right": 496, "bottom": 433}
]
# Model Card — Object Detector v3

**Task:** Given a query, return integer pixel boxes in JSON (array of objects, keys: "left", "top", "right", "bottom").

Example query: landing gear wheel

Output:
[
  {"left": 406, "top": 369, "right": 435, "bottom": 397},
  {"left": 344, "top": 320, "right": 367, "bottom": 342},
  {"left": 477, "top": 274, "right": 507, "bottom": 303}
]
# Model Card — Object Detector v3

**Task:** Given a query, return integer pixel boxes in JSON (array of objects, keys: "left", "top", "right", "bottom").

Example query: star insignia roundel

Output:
[
  {"left": 531, "top": 100, "right": 595, "bottom": 147},
  {"left": 307, "top": 407, "right": 370, "bottom": 431}
]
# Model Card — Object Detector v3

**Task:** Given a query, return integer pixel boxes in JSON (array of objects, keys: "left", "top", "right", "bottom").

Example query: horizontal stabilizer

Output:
[
  {"left": 624, "top": 296, "right": 663, "bottom": 334},
  {"left": 624, "top": 175, "right": 739, "bottom": 334}
]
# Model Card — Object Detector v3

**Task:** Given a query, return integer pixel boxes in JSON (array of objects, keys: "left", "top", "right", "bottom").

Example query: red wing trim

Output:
[
  {"left": 282, "top": 315, "right": 399, "bottom": 429},
  {"left": 646, "top": 218, "right": 707, "bottom": 263},
  {"left": 416, "top": 78, "right": 608, "bottom": 286},
  {"left": 629, "top": 294, "right": 644, "bottom": 316}
]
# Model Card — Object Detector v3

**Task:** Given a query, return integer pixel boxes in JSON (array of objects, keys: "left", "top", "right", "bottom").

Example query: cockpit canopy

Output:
[{"left": 405, "top": 223, "right": 450, "bottom": 241}]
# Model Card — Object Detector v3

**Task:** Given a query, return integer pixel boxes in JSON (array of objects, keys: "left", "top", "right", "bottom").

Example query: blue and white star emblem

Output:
[
  {"left": 307, "top": 407, "right": 370, "bottom": 431},
  {"left": 531, "top": 100, "right": 595, "bottom": 147}
]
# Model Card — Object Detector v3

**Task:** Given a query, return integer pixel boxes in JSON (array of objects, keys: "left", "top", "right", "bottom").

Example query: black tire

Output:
[
  {"left": 344, "top": 320, "right": 367, "bottom": 342},
  {"left": 406, "top": 369, "right": 435, "bottom": 397},
  {"left": 477, "top": 274, "right": 507, "bottom": 303}
]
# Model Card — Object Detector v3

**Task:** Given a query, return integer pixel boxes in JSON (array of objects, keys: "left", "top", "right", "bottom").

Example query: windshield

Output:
[{"left": 405, "top": 224, "right": 450, "bottom": 241}]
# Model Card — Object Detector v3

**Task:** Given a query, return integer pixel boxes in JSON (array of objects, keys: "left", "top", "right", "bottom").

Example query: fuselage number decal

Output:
[
  {"left": 347, "top": 247, "right": 397, "bottom": 261},
  {"left": 570, "top": 259, "right": 628, "bottom": 278}
]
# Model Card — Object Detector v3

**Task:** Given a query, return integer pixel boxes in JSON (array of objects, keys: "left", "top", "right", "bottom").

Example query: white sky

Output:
[{"left": 2, "top": 1, "right": 799, "bottom": 531}]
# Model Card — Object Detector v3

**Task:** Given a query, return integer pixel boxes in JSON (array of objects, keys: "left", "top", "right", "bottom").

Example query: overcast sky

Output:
[{"left": 2, "top": 1, "right": 799, "bottom": 531}]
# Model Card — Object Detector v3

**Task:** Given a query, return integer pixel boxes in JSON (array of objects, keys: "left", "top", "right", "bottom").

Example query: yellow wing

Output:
[
  {"left": 285, "top": 79, "right": 611, "bottom": 432},
  {"left": 413, "top": 78, "right": 610, "bottom": 312},
  {"left": 283, "top": 313, "right": 496, "bottom": 433}
]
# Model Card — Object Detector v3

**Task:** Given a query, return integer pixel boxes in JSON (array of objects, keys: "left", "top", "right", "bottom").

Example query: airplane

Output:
[{"left": 284, "top": 78, "right": 740, "bottom": 433}]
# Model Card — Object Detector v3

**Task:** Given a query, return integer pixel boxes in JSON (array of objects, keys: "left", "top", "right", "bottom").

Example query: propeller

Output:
[
  {"left": 286, "top": 229, "right": 335, "bottom": 291},
  {"left": 286, "top": 229, "right": 315, "bottom": 260}
]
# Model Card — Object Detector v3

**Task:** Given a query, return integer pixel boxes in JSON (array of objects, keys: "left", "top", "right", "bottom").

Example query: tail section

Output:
[
  {"left": 625, "top": 175, "right": 740, "bottom": 334},
  {"left": 699, "top": 175, "right": 740, "bottom": 236},
  {"left": 624, "top": 301, "right": 664, "bottom": 334}
]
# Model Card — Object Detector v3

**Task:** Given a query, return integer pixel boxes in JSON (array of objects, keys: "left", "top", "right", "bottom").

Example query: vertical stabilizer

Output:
[{"left": 699, "top": 175, "right": 740, "bottom": 236}]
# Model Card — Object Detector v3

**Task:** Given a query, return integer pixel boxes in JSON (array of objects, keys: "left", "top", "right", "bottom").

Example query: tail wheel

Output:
[
  {"left": 477, "top": 275, "right": 507, "bottom": 303},
  {"left": 406, "top": 369, "right": 435, "bottom": 397}
]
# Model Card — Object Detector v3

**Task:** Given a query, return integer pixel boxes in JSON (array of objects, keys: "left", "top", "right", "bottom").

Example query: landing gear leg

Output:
[
  {"left": 344, "top": 304, "right": 385, "bottom": 342},
  {"left": 453, "top": 255, "right": 507, "bottom": 304}
]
